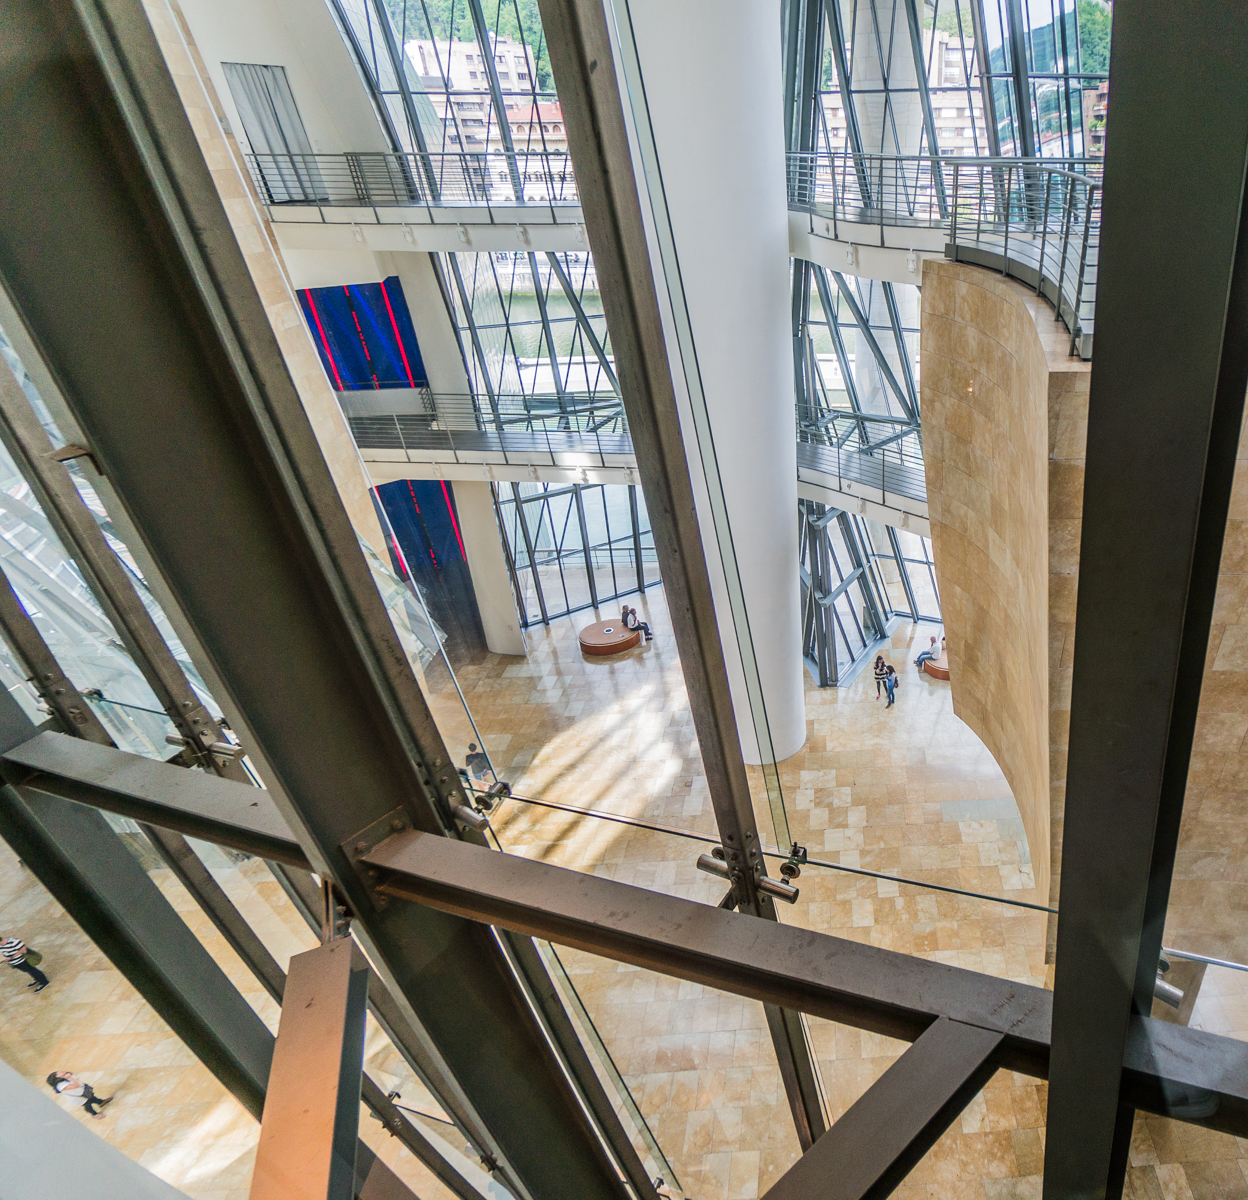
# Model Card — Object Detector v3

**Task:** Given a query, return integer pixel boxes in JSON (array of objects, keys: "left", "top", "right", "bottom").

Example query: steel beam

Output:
[
  {"left": 0, "top": 709, "right": 273, "bottom": 1118},
  {"left": 2, "top": 731, "right": 310, "bottom": 868},
  {"left": 252, "top": 941, "right": 369, "bottom": 1200},
  {"left": 0, "top": 4, "right": 634, "bottom": 1196},
  {"left": 357, "top": 827, "right": 1248, "bottom": 1135},
  {"left": 535, "top": 0, "right": 827, "bottom": 1148},
  {"left": 761, "top": 1018, "right": 1001, "bottom": 1200},
  {"left": 1044, "top": 4, "right": 1248, "bottom": 1197}
]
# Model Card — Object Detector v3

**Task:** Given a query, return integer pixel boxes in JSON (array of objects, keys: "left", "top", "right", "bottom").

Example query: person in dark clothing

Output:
[
  {"left": 622, "top": 605, "right": 652, "bottom": 642},
  {"left": 464, "top": 743, "right": 490, "bottom": 784},
  {"left": 48, "top": 1071, "right": 112, "bottom": 1118},
  {"left": 0, "top": 935, "right": 47, "bottom": 991},
  {"left": 873, "top": 655, "right": 887, "bottom": 699},
  {"left": 884, "top": 664, "right": 899, "bottom": 708}
]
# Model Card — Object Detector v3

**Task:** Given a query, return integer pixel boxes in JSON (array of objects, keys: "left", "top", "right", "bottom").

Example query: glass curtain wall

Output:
[
  {"left": 329, "top": 0, "right": 571, "bottom": 200},
  {"left": 793, "top": 259, "right": 921, "bottom": 463},
  {"left": 799, "top": 501, "right": 939, "bottom": 686},
  {"left": 441, "top": 249, "right": 618, "bottom": 412},
  {"left": 495, "top": 482, "right": 656, "bottom": 626},
  {"left": 805, "top": 0, "right": 1110, "bottom": 162}
]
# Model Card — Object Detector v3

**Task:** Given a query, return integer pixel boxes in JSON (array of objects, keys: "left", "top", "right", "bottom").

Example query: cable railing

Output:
[
  {"left": 787, "top": 152, "right": 1103, "bottom": 359},
  {"left": 245, "top": 150, "right": 581, "bottom": 211}
]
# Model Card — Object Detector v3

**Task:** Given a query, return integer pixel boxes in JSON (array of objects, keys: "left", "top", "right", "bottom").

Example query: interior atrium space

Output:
[{"left": 2, "top": 0, "right": 1248, "bottom": 1198}]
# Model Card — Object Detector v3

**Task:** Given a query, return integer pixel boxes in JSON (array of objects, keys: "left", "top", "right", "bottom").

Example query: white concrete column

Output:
[
  {"left": 453, "top": 482, "right": 527, "bottom": 656},
  {"left": 626, "top": 0, "right": 805, "bottom": 762}
]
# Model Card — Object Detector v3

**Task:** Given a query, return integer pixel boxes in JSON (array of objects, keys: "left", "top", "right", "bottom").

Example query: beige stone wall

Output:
[
  {"left": 1045, "top": 365, "right": 1089, "bottom": 954},
  {"left": 1167, "top": 417, "right": 1248, "bottom": 963},
  {"left": 920, "top": 260, "right": 1054, "bottom": 908},
  {"left": 142, "top": 0, "right": 387, "bottom": 554}
]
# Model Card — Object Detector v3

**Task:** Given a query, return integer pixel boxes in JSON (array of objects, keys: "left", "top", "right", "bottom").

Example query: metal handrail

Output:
[
  {"left": 787, "top": 151, "right": 1102, "bottom": 359},
  {"left": 244, "top": 150, "right": 581, "bottom": 210}
]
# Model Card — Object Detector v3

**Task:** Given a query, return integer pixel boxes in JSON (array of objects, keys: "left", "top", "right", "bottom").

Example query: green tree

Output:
[{"left": 1076, "top": 0, "right": 1111, "bottom": 75}]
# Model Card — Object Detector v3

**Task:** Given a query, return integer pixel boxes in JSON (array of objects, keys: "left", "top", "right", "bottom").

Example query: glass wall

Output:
[
  {"left": 804, "top": 0, "right": 1110, "bottom": 162},
  {"left": 495, "top": 482, "right": 656, "bottom": 626},
  {"left": 441, "top": 250, "right": 617, "bottom": 406}
]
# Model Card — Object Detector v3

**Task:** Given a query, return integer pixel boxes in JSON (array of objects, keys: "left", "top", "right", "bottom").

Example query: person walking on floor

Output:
[
  {"left": 884, "top": 664, "right": 898, "bottom": 708},
  {"left": 47, "top": 1071, "right": 112, "bottom": 1118},
  {"left": 622, "top": 605, "right": 652, "bottom": 642},
  {"left": 1, "top": 934, "right": 48, "bottom": 991},
  {"left": 914, "top": 634, "right": 940, "bottom": 670},
  {"left": 464, "top": 742, "right": 490, "bottom": 785},
  {"left": 873, "top": 654, "right": 887, "bottom": 699}
]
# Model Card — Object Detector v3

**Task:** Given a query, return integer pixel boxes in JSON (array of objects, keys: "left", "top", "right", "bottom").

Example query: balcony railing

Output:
[
  {"left": 344, "top": 393, "right": 631, "bottom": 469},
  {"left": 787, "top": 152, "right": 1103, "bottom": 359},
  {"left": 244, "top": 150, "right": 580, "bottom": 211}
]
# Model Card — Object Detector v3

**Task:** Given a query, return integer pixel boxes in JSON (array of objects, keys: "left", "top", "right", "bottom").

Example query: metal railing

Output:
[
  {"left": 787, "top": 152, "right": 1103, "bottom": 359},
  {"left": 795, "top": 405, "right": 927, "bottom": 506},
  {"left": 245, "top": 150, "right": 581, "bottom": 211},
  {"left": 344, "top": 392, "right": 632, "bottom": 468}
]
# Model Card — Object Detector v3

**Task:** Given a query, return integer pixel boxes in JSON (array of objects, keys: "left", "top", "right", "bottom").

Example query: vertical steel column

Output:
[
  {"left": 824, "top": 0, "right": 872, "bottom": 202},
  {"left": 901, "top": 0, "right": 948, "bottom": 214},
  {"left": 1044, "top": 4, "right": 1248, "bottom": 1197},
  {"left": 535, "top": 0, "right": 827, "bottom": 1150},
  {"left": 1003, "top": 0, "right": 1037, "bottom": 158},
  {"left": 465, "top": 0, "right": 525, "bottom": 197},
  {"left": 886, "top": 526, "right": 919, "bottom": 621},
  {"left": 251, "top": 941, "right": 369, "bottom": 1200},
  {"left": 628, "top": 485, "right": 645, "bottom": 592},
  {"left": 572, "top": 485, "right": 599, "bottom": 609},
  {"left": 967, "top": 0, "right": 1002, "bottom": 157}
]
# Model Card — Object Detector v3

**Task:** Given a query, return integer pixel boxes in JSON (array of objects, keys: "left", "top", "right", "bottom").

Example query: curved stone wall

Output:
[{"left": 920, "top": 260, "right": 1053, "bottom": 906}]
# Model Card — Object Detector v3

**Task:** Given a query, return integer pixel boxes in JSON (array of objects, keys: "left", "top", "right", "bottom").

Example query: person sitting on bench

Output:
[
  {"left": 622, "top": 605, "right": 652, "bottom": 642},
  {"left": 915, "top": 634, "right": 940, "bottom": 669}
]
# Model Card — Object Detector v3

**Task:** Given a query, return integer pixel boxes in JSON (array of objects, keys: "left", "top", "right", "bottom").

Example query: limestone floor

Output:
[{"left": 2, "top": 585, "right": 1247, "bottom": 1197}]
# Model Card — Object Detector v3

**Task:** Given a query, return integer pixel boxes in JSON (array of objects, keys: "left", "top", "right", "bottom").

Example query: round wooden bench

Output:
[
  {"left": 578, "top": 620, "right": 641, "bottom": 656},
  {"left": 923, "top": 651, "right": 950, "bottom": 681}
]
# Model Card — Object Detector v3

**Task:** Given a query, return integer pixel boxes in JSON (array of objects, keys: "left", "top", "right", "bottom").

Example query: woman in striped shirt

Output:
[
  {"left": 873, "top": 655, "right": 888, "bottom": 700},
  {"left": 0, "top": 934, "right": 48, "bottom": 991}
]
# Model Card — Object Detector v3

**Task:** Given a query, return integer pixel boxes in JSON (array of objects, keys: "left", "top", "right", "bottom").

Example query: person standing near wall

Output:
[{"left": 0, "top": 934, "right": 48, "bottom": 991}]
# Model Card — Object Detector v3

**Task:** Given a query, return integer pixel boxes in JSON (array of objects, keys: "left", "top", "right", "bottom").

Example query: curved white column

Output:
[{"left": 625, "top": 0, "right": 805, "bottom": 762}]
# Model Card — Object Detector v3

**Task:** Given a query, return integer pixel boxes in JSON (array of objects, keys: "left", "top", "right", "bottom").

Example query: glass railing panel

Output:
[{"left": 84, "top": 695, "right": 180, "bottom": 761}]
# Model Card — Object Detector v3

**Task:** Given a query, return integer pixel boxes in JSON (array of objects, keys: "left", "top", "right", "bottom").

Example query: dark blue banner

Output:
[{"left": 298, "top": 276, "right": 427, "bottom": 391}]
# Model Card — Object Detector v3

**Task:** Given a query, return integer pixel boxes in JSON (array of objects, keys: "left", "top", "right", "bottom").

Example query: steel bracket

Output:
[{"left": 343, "top": 807, "right": 414, "bottom": 911}]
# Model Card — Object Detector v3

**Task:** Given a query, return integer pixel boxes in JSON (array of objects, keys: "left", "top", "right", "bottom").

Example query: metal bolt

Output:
[
  {"left": 354, "top": 842, "right": 366, "bottom": 853},
  {"left": 53, "top": 687, "right": 63, "bottom": 696},
  {"left": 390, "top": 820, "right": 403, "bottom": 832}
]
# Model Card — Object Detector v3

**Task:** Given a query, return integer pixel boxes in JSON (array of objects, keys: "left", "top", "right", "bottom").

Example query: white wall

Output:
[
  {"left": 452, "top": 482, "right": 527, "bottom": 656},
  {"left": 625, "top": 0, "right": 806, "bottom": 762},
  {"left": 176, "top": 0, "right": 388, "bottom": 155}
]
